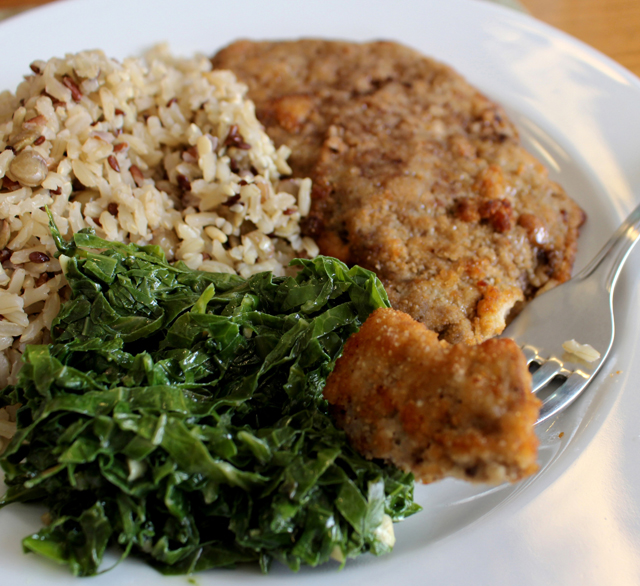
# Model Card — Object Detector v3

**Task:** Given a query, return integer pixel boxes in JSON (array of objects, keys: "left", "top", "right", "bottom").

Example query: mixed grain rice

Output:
[{"left": 0, "top": 44, "right": 318, "bottom": 431}]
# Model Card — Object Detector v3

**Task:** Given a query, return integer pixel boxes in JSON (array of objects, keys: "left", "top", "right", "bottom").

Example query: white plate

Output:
[{"left": 2, "top": 0, "right": 640, "bottom": 584}]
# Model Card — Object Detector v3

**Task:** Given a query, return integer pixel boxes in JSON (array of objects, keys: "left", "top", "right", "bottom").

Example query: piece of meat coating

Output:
[
  {"left": 212, "top": 40, "right": 585, "bottom": 344},
  {"left": 323, "top": 308, "right": 540, "bottom": 484}
]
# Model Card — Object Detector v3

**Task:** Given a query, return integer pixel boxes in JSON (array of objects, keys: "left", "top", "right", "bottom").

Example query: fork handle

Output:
[{"left": 575, "top": 201, "right": 640, "bottom": 293}]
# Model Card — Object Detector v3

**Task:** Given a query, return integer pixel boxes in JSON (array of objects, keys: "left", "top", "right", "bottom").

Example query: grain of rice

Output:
[{"left": 562, "top": 339, "right": 601, "bottom": 362}]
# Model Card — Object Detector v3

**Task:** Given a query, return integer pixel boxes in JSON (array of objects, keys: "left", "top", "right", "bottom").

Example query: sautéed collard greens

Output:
[{"left": 0, "top": 215, "right": 419, "bottom": 576}]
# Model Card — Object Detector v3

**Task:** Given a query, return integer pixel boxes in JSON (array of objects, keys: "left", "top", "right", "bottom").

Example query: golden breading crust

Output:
[
  {"left": 212, "top": 40, "right": 585, "bottom": 344},
  {"left": 323, "top": 308, "right": 540, "bottom": 484}
]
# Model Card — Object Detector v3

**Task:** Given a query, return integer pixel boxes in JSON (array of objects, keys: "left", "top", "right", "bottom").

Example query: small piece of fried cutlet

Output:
[{"left": 323, "top": 308, "right": 540, "bottom": 484}]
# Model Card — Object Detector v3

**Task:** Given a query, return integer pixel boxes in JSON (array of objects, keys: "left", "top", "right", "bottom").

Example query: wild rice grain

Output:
[
  {"left": 62, "top": 76, "right": 83, "bottom": 102},
  {"left": 177, "top": 174, "right": 191, "bottom": 192},
  {"left": 34, "top": 273, "right": 50, "bottom": 287},
  {"left": 224, "top": 194, "right": 241, "bottom": 207},
  {"left": 107, "top": 155, "right": 120, "bottom": 172},
  {"left": 24, "top": 115, "right": 46, "bottom": 129},
  {"left": 29, "top": 252, "right": 50, "bottom": 263},
  {"left": 2, "top": 177, "right": 19, "bottom": 191},
  {"left": 224, "top": 124, "right": 251, "bottom": 150},
  {"left": 130, "top": 165, "right": 145, "bottom": 187}
]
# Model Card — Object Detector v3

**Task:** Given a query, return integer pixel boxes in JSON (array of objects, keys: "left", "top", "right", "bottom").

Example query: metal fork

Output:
[{"left": 502, "top": 201, "right": 640, "bottom": 424}]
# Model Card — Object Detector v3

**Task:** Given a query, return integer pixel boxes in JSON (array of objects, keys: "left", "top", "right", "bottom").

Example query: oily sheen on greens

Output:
[{"left": 0, "top": 220, "right": 419, "bottom": 576}]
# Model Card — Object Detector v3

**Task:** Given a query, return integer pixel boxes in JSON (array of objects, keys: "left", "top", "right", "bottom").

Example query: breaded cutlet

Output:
[
  {"left": 323, "top": 308, "right": 540, "bottom": 484},
  {"left": 212, "top": 40, "right": 585, "bottom": 344}
]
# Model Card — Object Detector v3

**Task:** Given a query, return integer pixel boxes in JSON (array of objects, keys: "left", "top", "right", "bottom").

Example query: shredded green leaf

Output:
[{"left": 0, "top": 220, "right": 420, "bottom": 576}]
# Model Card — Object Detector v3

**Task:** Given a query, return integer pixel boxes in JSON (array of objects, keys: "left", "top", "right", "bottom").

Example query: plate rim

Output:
[{"left": 0, "top": 0, "right": 639, "bottom": 584}]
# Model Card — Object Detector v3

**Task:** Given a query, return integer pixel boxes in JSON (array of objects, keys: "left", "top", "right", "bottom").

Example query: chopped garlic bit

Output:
[
  {"left": 373, "top": 514, "right": 396, "bottom": 549},
  {"left": 330, "top": 545, "right": 346, "bottom": 564},
  {"left": 330, "top": 515, "right": 396, "bottom": 564},
  {"left": 562, "top": 339, "right": 601, "bottom": 362},
  {"left": 127, "top": 458, "right": 147, "bottom": 482}
]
